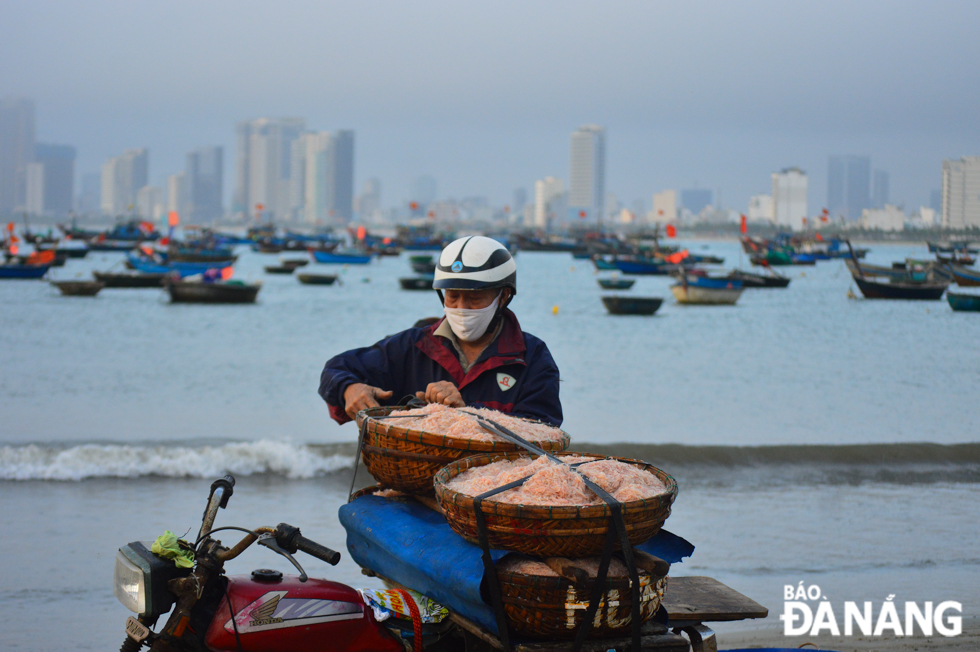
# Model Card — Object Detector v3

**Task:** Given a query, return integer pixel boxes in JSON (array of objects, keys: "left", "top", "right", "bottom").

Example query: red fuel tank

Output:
[{"left": 205, "top": 574, "right": 403, "bottom": 652}]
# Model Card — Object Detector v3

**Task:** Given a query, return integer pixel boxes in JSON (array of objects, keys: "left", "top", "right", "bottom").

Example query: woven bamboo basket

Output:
[
  {"left": 354, "top": 407, "right": 571, "bottom": 494},
  {"left": 433, "top": 452, "right": 677, "bottom": 557},
  {"left": 496, "top": 558, "right": 668, "bottom": 639}
]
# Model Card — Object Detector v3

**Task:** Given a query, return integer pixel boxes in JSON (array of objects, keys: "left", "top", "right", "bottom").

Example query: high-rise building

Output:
[
  {"left": 747, "top": 194, "right": 774, "bottom": 223},
  {"left": 872, "top": 169, "right": 889, "bottom": 209},
  {"left": 827, "top": 155, "right": 871, "bottom": 220},
  {"left": 186, "top": 146, "right": 223, "bottom": 223},
  {"left": 136, "top": 185, "right": 163, "bottom": 220},
  {"left": 0, "top": 97, "right": 36, "bottom": 214},
  {"left": 942, "top": 156, "right": 980, "bottom": 229},
  {"left": 512, "top": 188, "right": 527, "bottom": 216},
  {"left": 332, "top": 130, "right": 355, "bottom": 222},
  {"left": 568, "top": 125, "right": 605, "bottom": 222},
  {"left": 410, "top": 175, "right": 437, "bottom": 206},
  {"left": 680, "top": 189, "right": 712, "bottom": 215},
  {"left": 534, "top": 177, "right": 564, "bottom": 229},
  {"left": 233, "top": 118, "right": 305, "bottom": 220},
  {"left": 25, "top": 144, "right": 75, "bottom": 217},
  {"left": 76, "top": 172, "right": 101, "bottom": 214},
  {"left": 356, "top": 178, "right": 382, "bottom": 219},
  {"left": 167, "top": 172, "right": 188, "bottom": 218},
  {"left": 651, "top": 190, "right": 677, "bottom": 224},
  {"left": 101, "top": 148, "right": 148, "bottom": 216},
  {"left": 772, "top": 167, "right": 808, "bottom": 229}
]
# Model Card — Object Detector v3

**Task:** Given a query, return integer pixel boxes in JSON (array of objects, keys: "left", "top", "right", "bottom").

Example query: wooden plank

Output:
[{"left": 662, "top": 576, "right": 768, "bottom": 623}]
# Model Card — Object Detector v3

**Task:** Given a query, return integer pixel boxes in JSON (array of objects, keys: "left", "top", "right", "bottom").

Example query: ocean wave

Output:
[{"left": 0, "top": 440, "right": 354, "bottom": 481}]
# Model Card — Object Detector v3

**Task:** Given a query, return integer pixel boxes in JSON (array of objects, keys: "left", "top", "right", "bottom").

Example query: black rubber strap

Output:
[{"left": 466, "top": 415, "right": 643, "bottom": 652}]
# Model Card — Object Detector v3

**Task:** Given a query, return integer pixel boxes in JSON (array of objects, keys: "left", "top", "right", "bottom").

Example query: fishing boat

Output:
[
  {"left": 310, "top": 249, "right": 372, "bottom": 264},
  {"left": 166, "top": 278, "right": 261, "bottom": 304},
  {"left": 597, "top": 277, "right": 636, "bottom": 290},
  {"left": 671, "top": 275, "right": 744, "bottom": 305},
  {"left": 50, "top": 280, "right": 104, "bottom": 296},
  {"left": 749, "top": 251, "right": 793, "bottom": 266},
  {"left": 592, "top": 256, "right": 617, "bottom": 271},
  {"left": 846, "top": 258, "right": 951, "bottom": 283},
  {"left": 92, "top": 271, "right": 166, "bottom": 288},
  {"left": 128, "top": 252, "right": 234, "bottom": 278},
  {"left": 0, "top": 263, "right": 51, "bottom": 279},
  {"left": 280, "top": 259, "right": 309, "bottom": 268},
  {"left": 399, "top": 276, "right": 434, "bottom": 290},
  {"left": 408, "top": 254, "right": 433, "bottom": 264},
  {"left": 936, "top": 252, "right": 976, "bottom": 266},
  {"left": 949, "top": 263, "right": 980, "bottom": 287},
  {"left": 601, "top": 296, "right": 663, "bottom": 315},
  {"left": 845, "top": 240, "right": 948, "bottom": 300},
  {"left": 612, "top": 257, "right": 672, "bottom": 275},
  {"left": 947, "top": 291, "right": 980, "bottom": 312},
  {"left": 928, "top": 240, "right": 979, "bottom": 255},
  {"left": 724, "top": 269, "right": 790, "bottom": 288},
  {"left": 297, "top": 272, "right": 339, "bottom": 285},
  {"left": 410, "top": 260, "right": 437, "bottom": 274},
  {"left": 264, "top": 265, "right": 295, "bottom": 274},
  {"left": 852, "top": 275, "right": 947, "bottom": 300}
]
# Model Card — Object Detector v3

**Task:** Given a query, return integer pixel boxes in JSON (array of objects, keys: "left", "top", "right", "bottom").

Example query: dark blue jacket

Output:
[{"left": 319, "top": 310, "right": 562, "bottom": 426}]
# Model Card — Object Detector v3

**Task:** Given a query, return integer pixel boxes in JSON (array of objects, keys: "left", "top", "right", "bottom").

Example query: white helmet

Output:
[{"left": 433, "top": 236, "right": 517, "bottom": 294}]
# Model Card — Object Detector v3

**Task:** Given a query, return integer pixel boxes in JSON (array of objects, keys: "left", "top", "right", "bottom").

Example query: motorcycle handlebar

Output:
[{"left": 275, "top": 522, "right": 341, "bottom": 566}]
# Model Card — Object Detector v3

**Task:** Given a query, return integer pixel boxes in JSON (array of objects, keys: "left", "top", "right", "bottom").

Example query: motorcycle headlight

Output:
[
  {"left": 113, "top": 541, "right": 192, "bottom": 617},
  {"left": 113, "top": 547, "right": 148, "bottom": 614}
]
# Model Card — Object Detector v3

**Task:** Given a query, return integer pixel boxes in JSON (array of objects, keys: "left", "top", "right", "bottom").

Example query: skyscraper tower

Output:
[
  {"left": 233, "top": 118, "right": 305, "bottom": 220},
  {"left": 827, "top": 155, "right": 871, "bottom": 220},
  {"left": 568, "top": 125, "right": 605, "bottom": 223},
  {"left": 0, "top": 98, "right": 36, "bottom": 214},
  {"left": 186, "top": 146, "right": 223, "bottom": 223}
]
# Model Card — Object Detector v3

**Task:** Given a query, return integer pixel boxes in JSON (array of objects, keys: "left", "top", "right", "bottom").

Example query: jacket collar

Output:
[{"left": 416, "top": 309, "right": 526, "bottom": 388}]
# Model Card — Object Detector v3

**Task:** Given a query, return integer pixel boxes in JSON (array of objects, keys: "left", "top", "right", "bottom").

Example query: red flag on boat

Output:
[
  {"left": 409, "top": 201, "right": 419, "bottom": 211},
  {"left": 220, "top": 266, "right": 234, "bottom": 280},
  {"left": 356, "top": 226, "right": 367, "bottom": 240},
  {"left": 740, "top": 214, "right": 747, "bottom": 234},
  {"left": 9, "top": 244, "right": 18, "bottom": 255},
  {"left": 665, "top": 224, "right": 676, "bottom": 238},
  {"left": 815, "top": 233, "right": 824, "bottom": 242},
  {"left": 6, "top": 222, "right": 13, "bottom": 232},
  {"left": 10, "top": 233, "right": 19, "bottom": 244},
  {"left": 139, "top": 221, "right": 154, "bottom": 232},
  {"left": 168, "top": 211, "right": 180, "bottom": 227},
  {"left": 159, "top": 237, "right": 169, "bottom": 245}
]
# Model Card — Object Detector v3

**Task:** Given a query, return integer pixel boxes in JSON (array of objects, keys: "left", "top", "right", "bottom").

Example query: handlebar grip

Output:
[
  {"left": 275, "top": 522, "right": 341, "bottom": 565},
  {"left": 295, "top": 536, "right": 342, "bottom": 566}
]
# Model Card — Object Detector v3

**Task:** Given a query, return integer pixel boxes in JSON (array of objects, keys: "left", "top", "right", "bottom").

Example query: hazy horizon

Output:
[{"left": 3, "top": 0, "right": 978, "bottom": 215}]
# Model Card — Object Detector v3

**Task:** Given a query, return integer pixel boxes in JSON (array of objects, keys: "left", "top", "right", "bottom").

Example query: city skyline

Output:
[{"left": 2, "top": 2, "right": 979, "bottom": 219}]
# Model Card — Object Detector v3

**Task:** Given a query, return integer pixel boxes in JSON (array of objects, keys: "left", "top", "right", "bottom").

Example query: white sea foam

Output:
[{"left": 0, "top": 440, "right": 354, "bottom": 481}]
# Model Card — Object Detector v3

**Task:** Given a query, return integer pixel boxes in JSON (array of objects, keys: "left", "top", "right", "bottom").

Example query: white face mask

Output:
[{"left": 444, "top": 293, "right": 500, "bottom": 342}]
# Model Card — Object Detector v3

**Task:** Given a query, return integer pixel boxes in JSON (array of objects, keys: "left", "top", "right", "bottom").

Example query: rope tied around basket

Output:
[
  {"left": 348, "top": 397, "right": 427, "bottom": 502},
  {"left": 462, "top": 412, "right": 643, "bottom": 652}
]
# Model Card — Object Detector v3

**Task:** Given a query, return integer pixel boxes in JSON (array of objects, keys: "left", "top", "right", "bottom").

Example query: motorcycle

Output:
[{"left": 112, "top": 475, "right": 438, "bottom": 652}]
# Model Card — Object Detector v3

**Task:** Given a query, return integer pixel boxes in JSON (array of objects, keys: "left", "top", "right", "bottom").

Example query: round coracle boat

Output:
[
  {"left": 433, "top": 451, "right": 677, "bottom": 557},
  {"left": 354, "top": 406, "right": 571, "bottom": 494}
]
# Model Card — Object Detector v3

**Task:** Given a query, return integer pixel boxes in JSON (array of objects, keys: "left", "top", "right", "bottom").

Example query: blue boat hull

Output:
[
  {"left": 947, "top": 292, "right": 980, "bottom": 312},
  {"left": 613, "top": 259, "right": 671, "bottom": 275},
  {"left": 0, "top": 265, "right": 51, "bottom": 279},
  {"left": 311, "top": 251, "right": 371, "bottom": 264},
  {"left": 129, "top": 257, "right": 233, "bottom": 278}
]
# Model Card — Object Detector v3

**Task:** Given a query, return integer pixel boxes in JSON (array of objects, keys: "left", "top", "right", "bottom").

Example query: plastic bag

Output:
[{"left": 151, "top": 530, "right": 194, "bottom": 569}]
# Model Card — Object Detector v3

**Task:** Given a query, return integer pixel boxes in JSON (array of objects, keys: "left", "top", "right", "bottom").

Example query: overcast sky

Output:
[{"left": 2, "top": 0, "right": 977, "bottom": 214}]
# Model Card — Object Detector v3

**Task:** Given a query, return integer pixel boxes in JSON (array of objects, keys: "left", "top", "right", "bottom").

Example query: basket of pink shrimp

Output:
[
  {"left": 432, "top": 451, "right": 678, "bottom": 558},
  {"left": 353, "top": 404, "right": 571, "bottom": 494}
]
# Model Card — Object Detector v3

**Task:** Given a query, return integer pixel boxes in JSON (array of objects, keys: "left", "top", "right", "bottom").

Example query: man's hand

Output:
[
  {"left": 416, "top": 381, "right": 465, "bottom": 407},
  {"left": 343, "top": 383, "right": 394, "bottom": 420}
]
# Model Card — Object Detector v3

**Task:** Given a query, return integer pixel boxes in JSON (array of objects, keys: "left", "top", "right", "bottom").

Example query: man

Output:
[{"left": 319, "top": 236, "right": 562, "bottom": 426}]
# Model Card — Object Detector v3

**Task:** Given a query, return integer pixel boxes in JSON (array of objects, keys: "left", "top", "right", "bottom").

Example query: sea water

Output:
[{"left": 1, "top": 242, "right": 977, "bottom": 650}]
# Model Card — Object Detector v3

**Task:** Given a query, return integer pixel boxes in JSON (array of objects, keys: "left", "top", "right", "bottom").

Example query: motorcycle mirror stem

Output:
[{"left": 198, "top": 475, "right": 235, "bottom": 542}]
